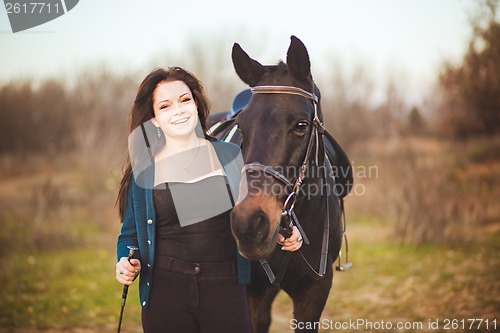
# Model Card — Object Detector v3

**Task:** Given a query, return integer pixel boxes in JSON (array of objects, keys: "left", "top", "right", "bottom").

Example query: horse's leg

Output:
[
  {"left": 290, "top": 275, "right": 333, "bottom": 333},
  {"left": 247, "top": 285, "right": 280, "bottom": 333}
]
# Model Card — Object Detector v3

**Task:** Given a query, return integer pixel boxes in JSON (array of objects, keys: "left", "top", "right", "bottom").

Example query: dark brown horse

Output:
[{"left": 211, "top": 36, "right": 352, "bottom": 333}]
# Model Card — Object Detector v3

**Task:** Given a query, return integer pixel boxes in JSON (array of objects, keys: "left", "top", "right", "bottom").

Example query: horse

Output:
[{"left": 209, "top": 36, "right": 353, "bottom": 333}]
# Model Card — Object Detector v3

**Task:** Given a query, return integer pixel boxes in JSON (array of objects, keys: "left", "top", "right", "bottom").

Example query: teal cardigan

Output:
[{"left": 116, "top": 139, "right": 251, "bottom": 309}]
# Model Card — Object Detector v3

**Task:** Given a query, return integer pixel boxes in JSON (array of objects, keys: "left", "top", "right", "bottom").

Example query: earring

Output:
[{"left": 157, "top": 127, "right": 161, "bottom": 138}]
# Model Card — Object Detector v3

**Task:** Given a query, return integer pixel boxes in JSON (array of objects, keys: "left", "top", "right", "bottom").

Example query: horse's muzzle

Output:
[{"left": 230, "top": 194, "right": 282, "bottom": 260}]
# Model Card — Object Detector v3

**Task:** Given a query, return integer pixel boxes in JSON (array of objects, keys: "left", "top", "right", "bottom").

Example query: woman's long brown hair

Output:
[{"left": 117, "top": 67, "right": 211, "bottom": 221}]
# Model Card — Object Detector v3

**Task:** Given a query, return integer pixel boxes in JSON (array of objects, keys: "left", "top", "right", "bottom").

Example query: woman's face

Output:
[{"left": 152, "top": 80, "right": 199, "bottom": 140}]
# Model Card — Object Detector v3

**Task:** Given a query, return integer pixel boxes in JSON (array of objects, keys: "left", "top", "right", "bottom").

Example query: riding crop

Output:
[{"left": 117, "top": 245, "right": 138, "bottom": 333}]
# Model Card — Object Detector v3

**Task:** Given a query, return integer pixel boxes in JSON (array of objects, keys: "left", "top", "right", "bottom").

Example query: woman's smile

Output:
[{"left": 171, "top": 116, "right": 190, "bottom": 125}]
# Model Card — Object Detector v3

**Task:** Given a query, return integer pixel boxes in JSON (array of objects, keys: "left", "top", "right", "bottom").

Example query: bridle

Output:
[
  {"left": 241, "top": 84, "right": 333, "bottom": 284},
  {"left": 245, "top": 85, "right": 324, "bottom": 217}
]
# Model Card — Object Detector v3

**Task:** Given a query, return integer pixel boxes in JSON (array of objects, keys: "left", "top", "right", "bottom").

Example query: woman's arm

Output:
[{"left": 116, "top": 179, "right": 141, "bottom": 284}]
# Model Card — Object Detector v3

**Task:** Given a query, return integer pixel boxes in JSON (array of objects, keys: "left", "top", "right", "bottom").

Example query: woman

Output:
[{"left": 115, "top": 67, "right": 303, "bottom": 333}]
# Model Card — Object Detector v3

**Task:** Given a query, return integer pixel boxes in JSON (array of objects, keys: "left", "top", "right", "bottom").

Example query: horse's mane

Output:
[
  {"left": 275, "top": 61, "right": 287, "bottom": 75},
  {"left": 264, "top": 61, "right": 288, "bottom": 84}
]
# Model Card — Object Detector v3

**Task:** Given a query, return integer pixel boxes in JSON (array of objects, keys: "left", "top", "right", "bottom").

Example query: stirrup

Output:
[
  {"left": 335, "top": 198, "right": 352, "bottom": 272},
  {"left": 335, "top": 234, "right": 352, "bottom": 271}
]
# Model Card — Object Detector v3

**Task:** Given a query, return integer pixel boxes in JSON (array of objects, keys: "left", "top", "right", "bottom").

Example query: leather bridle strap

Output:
[
  {"left": 243, "top": 163, "right": 294, "bottom": 189},
  {"left": 251, "top": 86, "right": 319, "bottom": 104}
]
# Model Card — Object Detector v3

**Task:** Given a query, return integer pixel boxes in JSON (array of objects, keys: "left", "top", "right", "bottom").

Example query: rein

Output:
[{"left": 245, "top": 85, "right": 333, "bottom": 284}]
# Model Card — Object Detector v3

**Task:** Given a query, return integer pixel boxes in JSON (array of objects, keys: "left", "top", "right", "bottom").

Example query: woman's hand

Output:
[
  {"left": 278, "top": 226, "right": 303, "bottom": 252},
  {"left": 116, "top": 257, "right": 141, "bottom": 285}
]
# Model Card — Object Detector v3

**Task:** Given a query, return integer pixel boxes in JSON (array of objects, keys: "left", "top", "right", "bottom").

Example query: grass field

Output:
[
  {"left": 1, "top": 215, "right": 498, "bottom": 333},
  {"left": 0, "top": 137, "right": 499, "bottom": 333}
]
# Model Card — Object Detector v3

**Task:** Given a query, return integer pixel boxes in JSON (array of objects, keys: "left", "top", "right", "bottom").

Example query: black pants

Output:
[{"left": 142, "top": 255, "right": 252, "bottom": 333}]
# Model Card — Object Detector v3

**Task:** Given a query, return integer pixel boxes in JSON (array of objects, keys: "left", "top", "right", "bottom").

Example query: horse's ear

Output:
[
  {"left": 286, "top": 36, "right": 311, "bottom": 83},
  {"left": 232, "top": 43, "right": 264, "bottom": 87}
]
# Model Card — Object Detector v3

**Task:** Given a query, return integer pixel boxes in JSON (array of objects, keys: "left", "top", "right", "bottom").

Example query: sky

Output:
[{"left": 0, "top": 0, "right": 474, "bottom": 104}]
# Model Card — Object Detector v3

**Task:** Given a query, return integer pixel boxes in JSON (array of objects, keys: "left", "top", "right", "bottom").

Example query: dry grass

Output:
[{"left": 347, "top": 135, "right": 500, "bottom": 245}]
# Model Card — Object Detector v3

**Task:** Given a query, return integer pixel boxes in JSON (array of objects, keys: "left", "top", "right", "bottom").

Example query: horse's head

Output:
[{"left": 230, "top": 36, "right": 323, "bottom": 260}]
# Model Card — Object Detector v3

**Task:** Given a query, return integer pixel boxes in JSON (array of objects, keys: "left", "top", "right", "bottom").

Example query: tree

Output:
[
  {"left": 407, "top": 106, "right": 425, "bottom": 135},
  {"left": 437, "top": 1, "right": 500, "bottom": 138}
]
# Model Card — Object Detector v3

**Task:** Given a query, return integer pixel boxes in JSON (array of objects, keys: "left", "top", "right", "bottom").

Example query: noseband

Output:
[{"left": 242, "top": 85, "right": 333, "bottom": 284}]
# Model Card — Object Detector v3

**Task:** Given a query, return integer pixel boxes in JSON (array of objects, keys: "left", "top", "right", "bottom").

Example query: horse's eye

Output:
[{"left": 294, "top": 121, "right": 309, "bottom": 134}]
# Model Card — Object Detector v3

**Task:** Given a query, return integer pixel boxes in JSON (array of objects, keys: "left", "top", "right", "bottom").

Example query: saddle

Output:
[{"left": 323, "top": 130, "right": 353, "bottom": 199}]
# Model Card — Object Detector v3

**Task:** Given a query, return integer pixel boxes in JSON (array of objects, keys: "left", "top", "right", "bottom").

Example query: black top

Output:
[{"left": 153, "top": 175, "right": 237, "bottom": 263}]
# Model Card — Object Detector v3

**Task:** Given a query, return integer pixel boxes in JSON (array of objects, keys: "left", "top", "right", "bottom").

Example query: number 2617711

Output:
[
  {"left": 5, "top": 2, "right": 61, "bottom": 14},
  {"left": 443, "top": 319, "right": 496, "bottom": 330}
]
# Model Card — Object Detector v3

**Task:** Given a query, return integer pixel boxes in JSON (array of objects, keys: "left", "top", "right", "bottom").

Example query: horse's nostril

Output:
[
  {"left": 231, "top": 209, "right": 270, "bottom": 241},
  {"left": 251, "top": 211, "right": 269, "bottom": 241}
]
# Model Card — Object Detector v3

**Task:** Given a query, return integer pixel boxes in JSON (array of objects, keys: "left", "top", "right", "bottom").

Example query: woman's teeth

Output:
[{"left": 172, "top": 117, "right": 189, "bottom": 125}]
